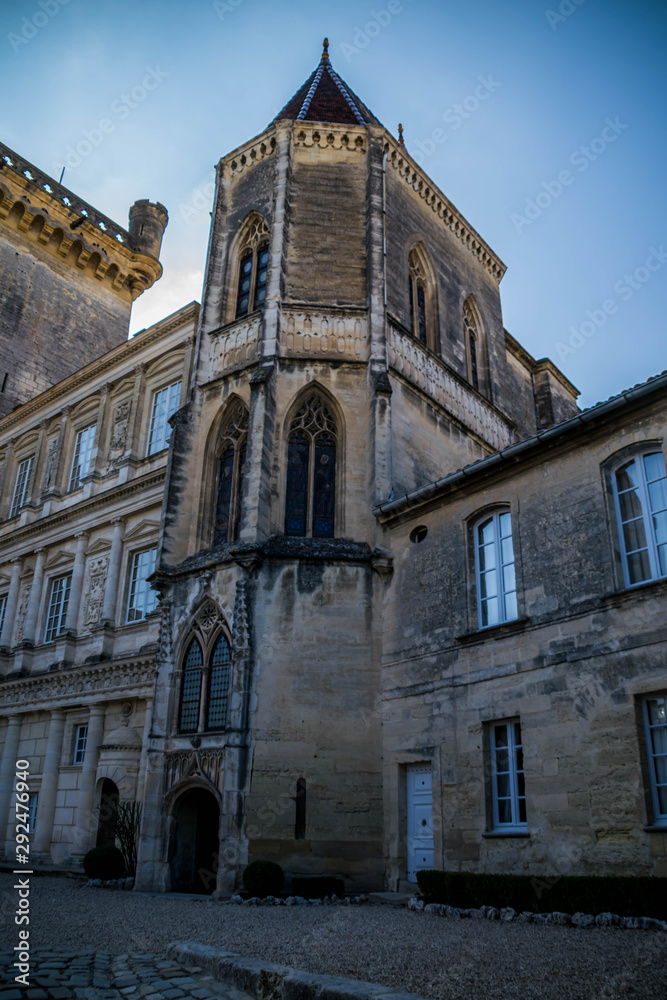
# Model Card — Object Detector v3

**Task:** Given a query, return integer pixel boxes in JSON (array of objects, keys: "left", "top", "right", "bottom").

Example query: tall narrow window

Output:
[
  {"left": 27, "top": 793, "right": 38, "bottom": 834},
  {"left": 234, "top": 216, "right": 270, "bottom": 319},
  {"left": 490, "top": 720, "right": 527, "bottom": 831},
  {"left": 643, "top": 695, "right": 667, "bottom": 826},
  {"left": 613, "top": 451, "right": 667, "bottom": 587},
  {"left": 44, "top": 575, "right": 71, "bottom": 642},
  {"left": 215, "top": 403, "right": 248, "bottom": 544},
  {"left": 10, "top": 456, "right": 33, "bottom": 517},
  {"left": 0, "top": 594, "right": 7, "bottom": 638},
  {"left": 69, "top": 424, "right": 96, "bottom": 490},
  {"left": 147, "top": 380, "right": 182, "bottom": 455},
  {"left": 295, "top": 778, "right": 307, "bottom": 841},
  {"left": 177, "top": 602, "right": 232, "bottom": 734},
  {"left": 126, "top": 548, "right": 158, "bottom": 623},
  {"left": 463, "top": 299, "right": 480, "bottom": 390},
  {"left": 73, "top": 724, "right": 88, "bottom": 764},
  {"left": 408, "top": 252, "right": 427, "bottom": 345},
  {"left": 285, "top": 394, "right": 337, "bottom": 538},
  {"left": 475, "top": 510, "right": 517, "bottom": 628},
  {"left": 179, "top": 638, "right": 204, "bottom": 733}
]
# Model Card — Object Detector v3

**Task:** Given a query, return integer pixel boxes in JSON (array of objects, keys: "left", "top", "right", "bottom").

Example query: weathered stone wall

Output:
[{"left": 380, "top": 399, "right": 667, "bottom": 882}]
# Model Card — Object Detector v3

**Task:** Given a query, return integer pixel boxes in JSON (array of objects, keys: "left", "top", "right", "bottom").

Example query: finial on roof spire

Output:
[
  {"left": 398, "top": 123, "right": 405, "bottom": 147},
  {"left": 322, "top": 37, "right": 329, "bottom": 60}
]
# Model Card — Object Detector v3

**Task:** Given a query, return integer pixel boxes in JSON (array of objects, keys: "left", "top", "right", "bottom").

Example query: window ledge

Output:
[
  {"left": 643, "top": 824, "right": 667, "bottom": 833},
  {"left": 601, "top": 576, "right": 667, "bottom": 607},
  {"left": 456, "top": 617, "right": 529, "bottom": 645},
  {"left": 482, "top": 829, "right": 530, "bottom": 838}
]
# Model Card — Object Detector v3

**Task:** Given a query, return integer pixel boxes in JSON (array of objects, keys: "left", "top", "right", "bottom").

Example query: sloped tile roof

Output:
[{"left": 271, "top": 39, "right": 381, "bottom": 128}]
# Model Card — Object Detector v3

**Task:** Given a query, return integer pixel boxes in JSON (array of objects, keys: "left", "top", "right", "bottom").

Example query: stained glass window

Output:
[
  {"left": 179, "top": 639, "right": 204, "bottom": 732},
  {"left": 284, "top": 395, "right": 337, "bottom": 538}
]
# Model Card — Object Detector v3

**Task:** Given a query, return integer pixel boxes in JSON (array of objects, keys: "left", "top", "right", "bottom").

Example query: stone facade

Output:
[{"left": 0, "top": 44, "right": 664, "bottom": 895}]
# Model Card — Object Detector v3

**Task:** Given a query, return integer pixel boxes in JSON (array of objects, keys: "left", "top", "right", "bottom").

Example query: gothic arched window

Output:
[
  {"left": 235, "top": 217, "right": 270, "bottom": 319},
  {"left": 407, "top": 245, "right": 436, "bottom": 349},
  {"left": 215, "top": 403, "right": 248, "bottom": 544},
  {"left": 178, "top": 603, "right": 232, "bottom": 733},
  {"left": 285, "top": 394, "right": 337, "bottom": 538},
  {"left": 408, "top": 251, "right": 427, "bottom": 345},
  {"left": 463, "top": 298, "right": 480, "bottom": 390}
]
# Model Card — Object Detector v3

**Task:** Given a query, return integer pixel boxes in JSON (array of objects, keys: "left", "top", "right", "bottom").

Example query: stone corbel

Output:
[{"left": 371, "top": 547, "right": 393, "bottom": 576}]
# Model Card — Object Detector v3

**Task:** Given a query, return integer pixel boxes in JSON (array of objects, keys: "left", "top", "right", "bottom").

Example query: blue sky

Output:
[{"left": 2, "top": 0, "right": 665, "bottom": 408}]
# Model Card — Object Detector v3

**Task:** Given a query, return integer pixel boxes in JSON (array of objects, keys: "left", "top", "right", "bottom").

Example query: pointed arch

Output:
[
  {"left": 176, "top": 600, "right": 233, "bottom": 735},
  {"left": 463, "top": 295, "right": 489, "bottom": 396},
  {"left": 407, "top": 242, "right": 438, "bottom": 351},
  {"left": 196, "top": 394, "right": 250, "bottom": 549},
  {"left": 283, "top": 384, "right": 342, "bottom": 538},
  {"left": 224, "top": 211, "right": 270, "bottom": 325}
]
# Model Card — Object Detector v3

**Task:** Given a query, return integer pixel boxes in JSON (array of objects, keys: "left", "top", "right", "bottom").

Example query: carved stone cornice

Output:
[
  {"left": 222, "top": 129, "right": 277, "bottom": 176},
  {"left": 384, "top": 135, "right": 506, "bottom": 283},
  {"left": 0, "top": 655, "right": 155, "bottom": 713}
]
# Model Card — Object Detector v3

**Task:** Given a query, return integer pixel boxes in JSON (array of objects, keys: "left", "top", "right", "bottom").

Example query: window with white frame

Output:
[
  {"left": 643, "top": 695, "right": 667, "bottom": 825},
  {"left": 28, "top": 793, "right": 38, "bottom": 834},
  {"left": 10, "top": 456, "right": 33, "bottom": 517},
  {"left": 612, "top": 451, "right": 667, "bottom": 587},
  {"left": 69, "top": 424, "right": 96, "bottom": 490},
  {"left": 474, "top": 510, "right": 518, "bottom": 628},
  {"left": 44, "top": 575, "right": 71, "bottom": 643},
  {"left": 147, "top": 381, "right": 181, "bottom": 455},
  {"left": 126, "top": 548, "right": 158, "bottom": 623},
  {"left": 73, "top": 724, "right": 88, "bottom": 764},
  {"left": 0, "top": 594, "right": 7, "bottom": 638},
  {"left": 490, "top": 720, "right": 527, "bottom": 831}
]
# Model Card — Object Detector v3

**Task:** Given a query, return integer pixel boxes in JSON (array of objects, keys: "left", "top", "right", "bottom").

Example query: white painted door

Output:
[{"left": 406, "top": 764, "right": 434, "bottom": 882}]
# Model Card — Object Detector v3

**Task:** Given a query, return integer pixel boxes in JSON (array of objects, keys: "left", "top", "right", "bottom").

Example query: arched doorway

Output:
[
  {"left": 168, "top": 787, "right": 220, "bottom": 894},
  {"left": 96, "top": 779, "right": 119, "bottom": 847}
]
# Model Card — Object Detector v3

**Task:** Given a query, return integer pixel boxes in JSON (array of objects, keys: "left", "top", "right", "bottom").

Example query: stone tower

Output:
[
  {"left": 135, "top": 41, "right": 577, "bottom": 895},
  {"left": 0, "top": 143, "right": 167, "bottom": 417}
]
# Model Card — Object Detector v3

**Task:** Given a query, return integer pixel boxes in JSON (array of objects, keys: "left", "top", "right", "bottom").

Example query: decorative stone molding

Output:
[
  {"left": 82, "top": 556, "right": 108, "bottom": 628},
  {"left": 0, "top": 656, "right": 155, "bottom": 712},
  {"left": 164, "top": 747, "right": 225, "bottom": 793},
  {"left": 232, "top": 580, "right": 251, "bottom": 655},
  {"left": 294, "top": 127, "right": 366, "bottom": 153},
  {"left": 207, "top": 314, "right": 261, "bottom": 377},
  {"left": 12, "top": 583, "right": 31, "bottom": 645},
  {"left": 281, "top": 310, "right": 367, "bottom": 361},
  {"left": 227, "top": 136, "right": 277, "bottom": 175},
  {"left": 386, "top": 140, "right": 506, "bottom": 283},
  {"left": 387, "top": 320, "right": 514, "bottom": 452},
  {"left": 106, "top": 399, "right": 132, "bottom": 467}
]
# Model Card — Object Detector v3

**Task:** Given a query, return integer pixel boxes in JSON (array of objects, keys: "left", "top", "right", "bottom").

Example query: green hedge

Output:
[
  {"left": 415, "top": 870, "right": 667, "bottom": 919},
  {"left": 292, "top": 876, "right": 345, "bottom": 899},
  {"left": 83, "top": 845, "right": 125, "bottom": 880},
  {"left": 243, "top": 860, "right": 285, "bottom": 897}
]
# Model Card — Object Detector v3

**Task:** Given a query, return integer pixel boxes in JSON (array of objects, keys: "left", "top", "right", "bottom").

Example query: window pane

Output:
[
  {"left": 480, "top": 569, "right": 497, "bottom": 599},
  {"left": 179, "top": 639, "right": 204, "bottom": 732},
  {"left": 616, "top": 460, "right": 640, "bottom": 493},
  {"left": 312, "top": 435, "right": 336, "bottom": 537},
  {"left": 658, "top": 786, "right": 667, "bottom": 815},
  {"left": 148, "top": 382, "right": 181, "bottom": 455},
  {"left": 654, "top": 755, "right": 667, "bottom": 784},
  {"left": 69, "top": 424, "right": 96, "bottom": 490},
  {"left": 126, "top": 549, "right": 158, "bottom": 622},
  {"left": 652, "top": 510, "right": 667, "bottom": 547},
  {"left": 648, "top": 480, "right": 667, "bottom": 514},
  {"left": 627, "top": 549, "right": 652, "bottom": 584},
  {"left": 236, "top": 253, "right": 253, "bottom": 317},
  {"left": 622, "top": 518, "right": 648, "bottom": 554},
  {"left": 416, "top": 284, "right": 426, "bottom": 344},
  {"left": 11, "top": 457, "right": 33, "bottom": 517},
  {"left": 619, "top": 489, "right": 644, "bottom": 522},
  {"left": 504, "top": 589, "right": 518, "bottom": 621},
  {"left": 285, "top": 433, "right": 310, "bottom": 536},
  {"left": 253, "top": 244, "right": 269, "bottom": 310},
  {"left": 479, "top": 543, "right": 496, "bottom": 573},
  {"left": 647, "top": 698, "right": 666, "bottom": 727},
  {"left": 206, "top": 634, "right": 231, "bottom": 729},
  {"left": 468, "top": 331, "right": 478, "bottom": 389},
  {"left": 215, "top": 445, "right": 235, "bottom": 544},
  {"left": 44, "top": 575, "right": 71, "bottom": 642},
  {"left": 233, "top": 441, "right": 247, "bottom": 541},
  {"left": 644, "top": 452, "right": 666, "bottom": 483},
  {"left": 482, "top": 596, "right": 499, "bottom": 627},
  {"left": 497, "top": 799, "right": 512, "bottom": 824},
  {"left": 499, "top": 512, "right": 512, "bottom": 538},
  {"left": 502, "top": 563, "right": 516, "bottom": 593},
  {"left": 479, "top": 519, "right": 494, "bottom": 546}
]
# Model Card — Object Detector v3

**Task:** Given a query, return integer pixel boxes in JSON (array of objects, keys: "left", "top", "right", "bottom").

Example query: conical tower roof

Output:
[{"left": 271, "top": 39, "right": 382, "bottom": 128}]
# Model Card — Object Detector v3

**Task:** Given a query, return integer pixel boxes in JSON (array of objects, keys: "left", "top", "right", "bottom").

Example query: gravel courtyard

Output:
[{"left": 1, "top": 874, "right": 665, "bottom": 1000}]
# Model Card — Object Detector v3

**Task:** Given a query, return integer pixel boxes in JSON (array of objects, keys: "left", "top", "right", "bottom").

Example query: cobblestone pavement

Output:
[{"left": 0, "top": 950, "right": 252, "bottom": 1000}]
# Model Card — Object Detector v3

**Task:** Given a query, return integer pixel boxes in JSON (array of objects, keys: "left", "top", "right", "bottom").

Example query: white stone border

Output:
[{"left": 409, "top": 897, "right": 667, "bottom": 931}]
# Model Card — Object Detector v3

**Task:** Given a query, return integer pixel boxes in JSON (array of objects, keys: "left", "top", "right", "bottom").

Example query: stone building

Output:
[{"left": 0, "top": 42, "right": 665, "bottom": 894}]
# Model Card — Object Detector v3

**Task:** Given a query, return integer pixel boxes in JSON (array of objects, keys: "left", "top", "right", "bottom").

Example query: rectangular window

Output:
[
  {"left": 10, "top": 456, "right": 33, "bottom": 517},
  {"left": 126, "top": 548, "right": 158, "bottom": 623},
  {"left": 44, "top": 575, "right": 71, "bottom": 643},
  {"left": 28, "top": 793, "right": 38, "bottom": 834},
  {"left": 73, "top": 724, "right": 88, "bottom": 764},
  {"left": 147, "top": 381, "right": 181, "bottom": 455},
  {"left": 643, "top": 695, "right": 667, "bottom": 825},
  {"left": 490, "top": 720, "right": 527, "bottom": 831},
  {"left": 69, "top": 424, "right": 96, "bottom": 490},
  {"left": 0, "top": 594, "right": 7, "bottom": 638}
]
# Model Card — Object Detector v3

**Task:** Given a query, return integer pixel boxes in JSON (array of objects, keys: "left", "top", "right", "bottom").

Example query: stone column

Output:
[
  {"left": 21, "top": 550, "right": 45, "bottom": 646},
  {"left": 33, "top": 710, "right": 66, "bottom": 858},
  {"left": 64, "top": 533, "right": 87, "bottom": 634},
  {"left": 135, "top": 698, "right": 153, "bottom": 805},
  {"left": 0, "top": 558, "right": 23, "bottom": 648},
  {"left": 0, "top": 716, "right": 23, "bottom": 856},
  {"left": 72, "top": 704, "right": 106, "bottom": 857},
  {"left": 90, "top": 386, "right": 110, "bottom": 478},
  {"left": 101, "top": 520, "right": 124, "bottom": 626}
]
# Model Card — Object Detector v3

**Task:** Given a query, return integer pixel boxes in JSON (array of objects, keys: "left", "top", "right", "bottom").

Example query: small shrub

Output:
[
  {"left": 243, "top": 860, "right": 285, "bottom": 897},
  {"left": 415, "top": 870, "right": 667, "bottom": 919},
  {"left": 83, "top": 845, "right": 125, "bottom": 880},
  {"left": 292, "top": 876, "right": 345, "bottom": 899}
]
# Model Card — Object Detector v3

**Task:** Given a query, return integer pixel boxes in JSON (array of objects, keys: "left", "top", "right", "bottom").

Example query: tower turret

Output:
[{"left": 129, "top": 199, "right": 169, "bottom": 258}]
